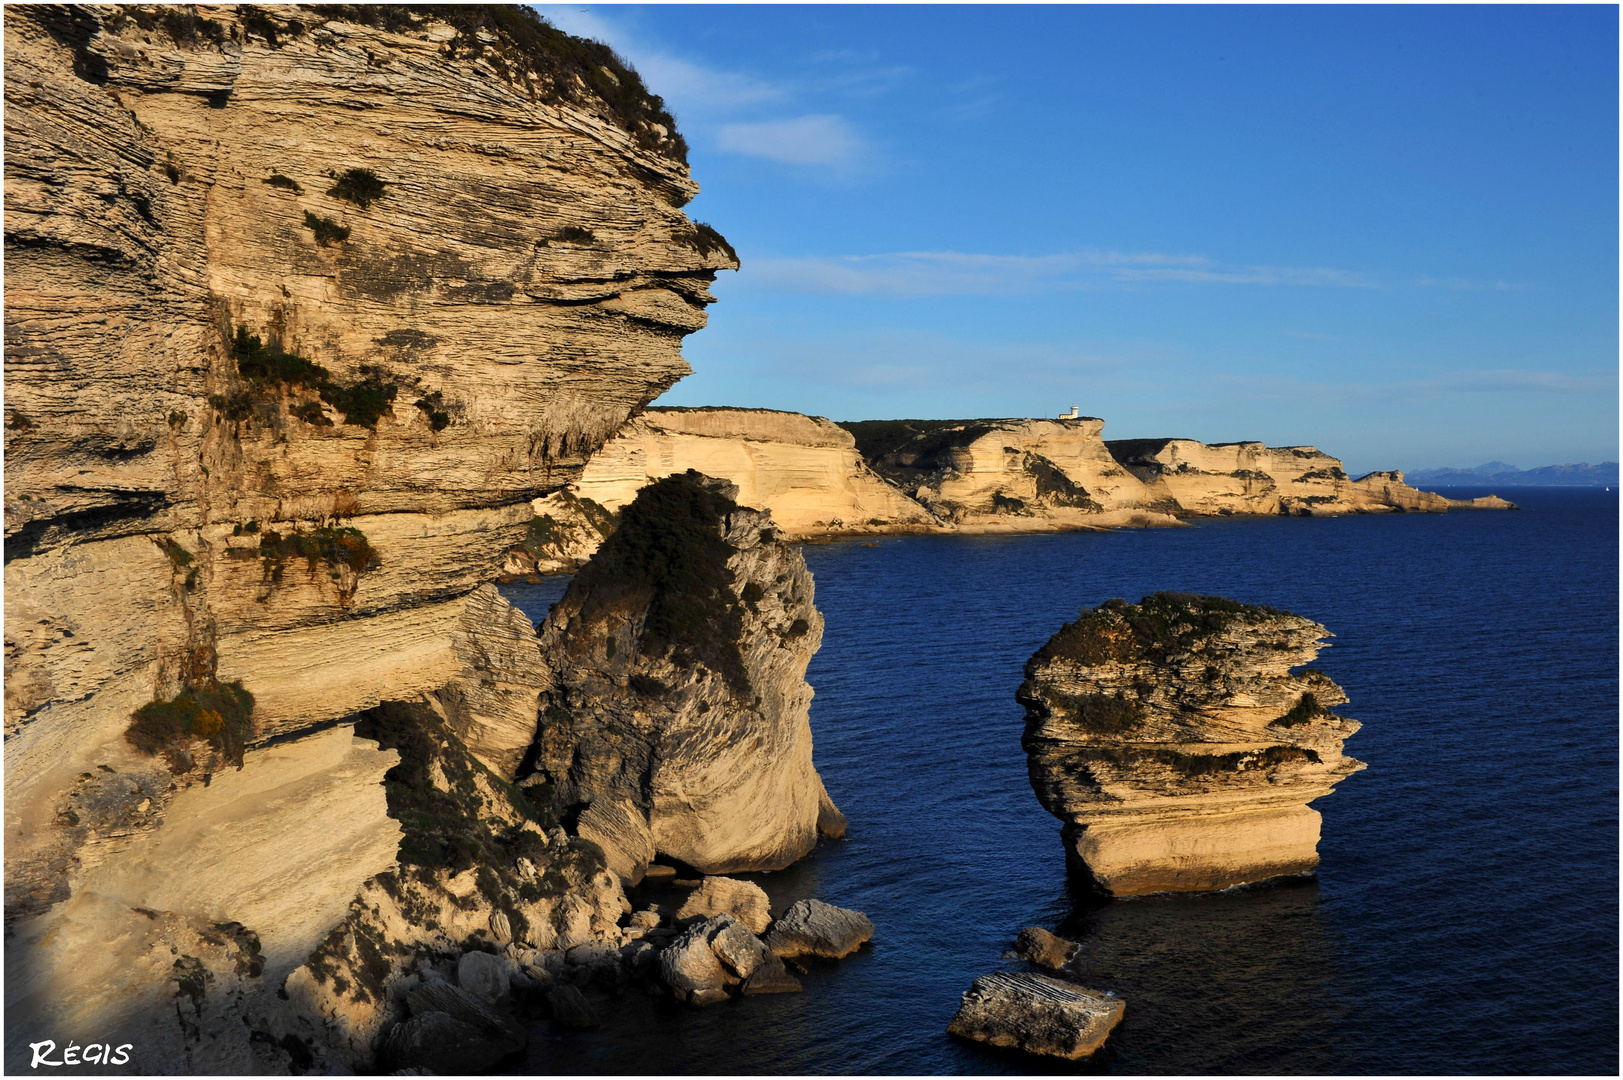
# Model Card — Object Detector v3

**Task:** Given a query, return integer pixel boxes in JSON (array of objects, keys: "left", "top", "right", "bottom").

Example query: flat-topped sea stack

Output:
[{"left": 1019, "top": 593, "right": 1365, "bottom": 896}]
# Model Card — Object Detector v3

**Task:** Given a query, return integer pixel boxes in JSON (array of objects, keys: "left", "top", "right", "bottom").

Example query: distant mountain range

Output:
[{"left": 1406, "top": 461, "right": 1618, "bottom": 487}]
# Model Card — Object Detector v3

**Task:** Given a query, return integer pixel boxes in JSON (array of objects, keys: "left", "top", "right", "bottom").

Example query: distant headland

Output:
[
  {"left": 507, "top": 407, "right": 1517, "bottom": 574},
  {"left": 1405, "top": 461, "right": 1618, "bottom": 488}
]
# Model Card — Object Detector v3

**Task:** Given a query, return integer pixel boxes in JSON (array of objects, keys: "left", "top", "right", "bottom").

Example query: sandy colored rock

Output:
[
  {"left": 1449, "top": 494, "right": 1519, "bottom": 510},
  {"left": 434, "top": 585, "right": 549, "bottom": 778},
  {"left": 1020, "top": 592, "right": 1366, "bottom": 896},
  {"left": 577, "top": 795, "right": 658, "bottom": 885},
  {"left": 764, "top": 899, "right": 875, "bottom": 960},
  {"left": 573, "top": 408, "right": 940, "bottom": 537},
  {"left": 525, "top": 473, "right": 844, "bottom": 876},
  {"left": 658, "top": 916, "right": 733, "bottom": 1005},
  {"left": 1106, "top": 439, "right": 1461, "bottom": 516},
  {"left": 707, "top": 917, "right": 773, "bottom": 980},
  {"left": 407, "top": 980, "right": 526, "bottom": 1053},
  {"left": 382, "top": 1011, "right": 509, "bottom": 1075},
  {"left": 1012, "top": 926, "right": 1077, "bottom": 971},
  {"left": 947, "top": 972, "right": 1124, "bottom": 1060},
  {"left": 4, "top": 0, "right": 731, "bottom": 934},
  {"left": 4, "top": 6, "right": 727, "bottom": 1071},
  {"left": 677, "top": 876, "right": 773, "bottom": 935},
  {"left": 540, "top": 413, "right": 1493, "bottom": 560}
]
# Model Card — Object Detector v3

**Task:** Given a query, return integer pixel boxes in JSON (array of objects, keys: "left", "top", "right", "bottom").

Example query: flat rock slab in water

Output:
[
  {"left": 947, "top": 972, "right": 1124, "bottom": 1060},
  {"left": 764, "top": 899, "right": 874, "bottom": 959}
]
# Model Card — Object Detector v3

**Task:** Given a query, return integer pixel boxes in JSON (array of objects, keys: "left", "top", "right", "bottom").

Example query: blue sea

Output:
[{"left": 501, "top": 488, "right": 1618, "bottom": 1074}]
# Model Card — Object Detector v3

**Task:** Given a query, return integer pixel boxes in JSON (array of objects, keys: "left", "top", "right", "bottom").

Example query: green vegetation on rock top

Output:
[
  {"left": 564, "top": 470, "right": 749, "bottom": 691},
  {"left": 127, "top": 680, "right": 255, "bottom": 770},
  {"left": 838, "top": 419, "right": 1004, "bottom": 468},
  {"left": 1034, "top": 592, "right": 1291, "bottom": 667}
]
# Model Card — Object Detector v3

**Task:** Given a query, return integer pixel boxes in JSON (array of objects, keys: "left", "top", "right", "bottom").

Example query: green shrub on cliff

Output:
[
  {"left": 258, "top": 525, "right": 381, "bottom": 584},
  {"left": 323, "top": 5, "right": 687, "bottom": 162},
  {"left": 1034, "top": 592, "right": 1288, "bottom": 667},
  {"left": 127, "top": 680, "right": 255, "bottom": 769},
  {"left": 1268, "top": 692, "right": 1328, "bottom": 728},
  {"left": 326, "top": 167, "right": 387, "bottom": 209},
  {"left": 1078, "top": 743, "right": 1319, "bottom": 779},
  {"left": 1051, "top": 691, "right": 1146, "bottom": 735},
  {"left": 227, "top": 326, "right": 401, "bottom": 429},
  {"left": 302, "top": 211, "right": 351, "bottom": 247},
  {"left": 565, "top": 471, "right": 749, "bottom": 691}
]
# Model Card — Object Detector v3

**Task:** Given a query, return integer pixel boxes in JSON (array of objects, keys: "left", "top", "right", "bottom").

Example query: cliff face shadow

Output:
[{"left": 1051, "top": 874, "right": 1355, "bottom": 1074}]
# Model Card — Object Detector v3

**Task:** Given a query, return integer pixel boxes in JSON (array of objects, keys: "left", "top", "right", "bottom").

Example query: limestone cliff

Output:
[
  {"left": 842, "top": 416, "right": 1175, "bottom": 529},
  {"left": 1105, "top": 438, "right": 1457, "bottom": 516},
  {"left": 4, "top": 4, "right": 734, "bottom": 1071},
  {"left": 523, "top": 471, "right": 846, "bottom": 883},
  {"left": 1018, "top": 593, "right": 1364, "bottom": 896},
  {"left": 502, "top": 415, "right": 1506, "bottom": 568},
  {"left": 574, "top": 408, "right": 937, "bottom": 536}
]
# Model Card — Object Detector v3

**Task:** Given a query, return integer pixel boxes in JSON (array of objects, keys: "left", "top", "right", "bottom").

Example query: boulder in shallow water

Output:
[
  {"left": 947, "top": 971, "right": 1123, "bottom": 1060},
  {"left": 741, "top": 952, "right": 802, "bottom": 995},
  {"left": 544, "top": 983, "right": 601, "bottom": 1029},
  {"left": 677, "top": 876, "right": 773, "bottom": 934},
  {"left": 406, "top": 980, "right": 527, "bottom": 1055},
  {"left": 764, "top": 899, "right": 874, "bottom": 959},
  {"left": 382, "top": 1010, "right": 508, "bottom": 1074},
  {"left": 458, "top": 950, "right": 511, "bottom": 1004},
  {"left": 1012, "top": 926, "right": 1077, "bottom": 971},
  {"left": 658, "top": 916, "right": 732, "bottom": 1004},
  {"left": 707, "top": 917, "right": 771, "bottom": 979}
]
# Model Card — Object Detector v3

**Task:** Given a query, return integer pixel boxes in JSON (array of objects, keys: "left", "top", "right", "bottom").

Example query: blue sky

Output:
[{"left": 537, "top": 4, "right": 1618, "bottom": 473}]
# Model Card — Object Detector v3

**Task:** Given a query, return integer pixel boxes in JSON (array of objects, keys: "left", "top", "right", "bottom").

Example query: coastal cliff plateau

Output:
[
  {"left": 522, "top": 471, "right": 846, "bottom": 883},
  {"left": 1105, "top": 438, "right": 1461, "bottom": 516},
  {"left": 1018, "top": 593, "right": 1364, "bottom": 896},
  {"left": 4, "top": 4, "right": 744, "bottom": 1072},
  {"left": 844, "top": 416, "right": 1171, "bottom": 528},
  {"left": 576, "top": 408, "right": 936, "bottom": 536},
  {"left": 507, "top": 412, "right": 1505, "bottom": 568}
]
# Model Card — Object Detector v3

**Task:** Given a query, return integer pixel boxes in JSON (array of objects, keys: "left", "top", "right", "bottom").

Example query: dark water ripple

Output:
[{"left": 503, "top": 488, "right": 1618, "bottom": 1074}]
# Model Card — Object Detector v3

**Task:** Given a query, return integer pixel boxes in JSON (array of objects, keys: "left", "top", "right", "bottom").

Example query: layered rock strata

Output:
[
  {"left": 948, "top": 972, "right": 1124, "bottom": 1060},
  {"left": 1105, "top": 438, "right": 1469, "bottom": 515},
  {"left": 5, "top": 0, "right": 733, "bottom": 910},
  {"left": 1019, "top": 592, "right": 1365, "bottom": 896},
  {"left": 845, "top": 416, "right": 1171, "bottom": 528},
  {"left": 514, "top": 413, "right": 1505, "bottom": 569},
  {"left": 4, "top": 4, "right": 743, "bottom": 1072},
  {"left": 574, "top": 408, "right": 938, "bottom": 535},
  {"left": 523, "top": 471, "right": 847, "bottom": 882}
]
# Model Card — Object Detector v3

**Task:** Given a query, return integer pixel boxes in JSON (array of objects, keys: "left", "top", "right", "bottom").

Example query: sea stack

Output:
[
  {"left": 523, "top": 471, "right": 846, "bottom": 882},
  {"left": 1019, "top": 593, "right": 1364, "bottom": 895}
]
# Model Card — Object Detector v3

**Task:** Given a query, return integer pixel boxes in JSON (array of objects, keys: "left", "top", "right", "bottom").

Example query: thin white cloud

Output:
[
  {"left": 715, "top": 115, "right": 867, "bottom": 168},
  {"left": 743, "top": 249, "right": 1374, "bottom": 297},
  {"left": 1217, "top": 368, "right": 1618, "bottom": 403},
  {"left": 531, "top": 6, "right": 899, "bottom": 176},
  {"left": 1115, "top": 265, "right": 1376, "bottom": 287},
  {"left": 531, "top": 5, "right": 782, "bottom": 114}
]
